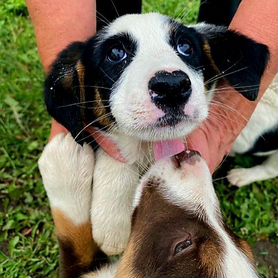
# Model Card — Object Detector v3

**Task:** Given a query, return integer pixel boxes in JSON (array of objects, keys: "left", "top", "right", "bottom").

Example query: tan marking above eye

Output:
[
  {"left": 203, "top": 40, "right": 219, "bottom": 73},
  {"left": 203, "top": 40, "right": 221, "bottom": 92}
]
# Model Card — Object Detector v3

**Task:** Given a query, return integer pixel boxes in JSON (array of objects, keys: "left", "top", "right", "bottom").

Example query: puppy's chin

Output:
[
  {"left": 146, "top": 151, "right": 212, "bottom": 188},
  {"left": 115, "top": 111, "right": 207, "bottom": 141}
]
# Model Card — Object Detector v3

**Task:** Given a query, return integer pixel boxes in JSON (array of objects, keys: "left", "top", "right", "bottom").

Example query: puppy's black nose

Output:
[{"left": 148, "top": 70, "right": 191, "bottom": 108}]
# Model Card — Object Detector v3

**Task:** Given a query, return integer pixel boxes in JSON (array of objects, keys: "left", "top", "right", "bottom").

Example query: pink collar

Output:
[
  {"left": 85, "top": 126, "right": 127, "bottom": 163},
  {"left": 86, "top": 126, "right": 185, "bottom": 162}
]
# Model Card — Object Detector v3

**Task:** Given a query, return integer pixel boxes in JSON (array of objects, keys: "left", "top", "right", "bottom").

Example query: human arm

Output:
[{"left": 26, "top": 0, "right": 97, "bottom": 139}]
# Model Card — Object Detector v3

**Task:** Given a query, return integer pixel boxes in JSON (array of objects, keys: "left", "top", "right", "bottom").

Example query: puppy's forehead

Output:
[{"left": 103, "top": 13, "right": 171, "bottom": 41}]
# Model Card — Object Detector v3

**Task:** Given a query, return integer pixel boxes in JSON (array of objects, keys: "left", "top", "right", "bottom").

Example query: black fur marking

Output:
[
  {"left": 96, "top": 0, "right": 142, "bottom": 30},
  {"left": 169, "top": 22, "right": 206, "bottom": 73},
  {"left": 45, "top": 42, "right": 86, "bottom": 139},
  {"left": 198, "top": 0, "right": 242, "bottom": 26},
  {"left": 45, "top": 32, "right": 137, "bottom": 145},
  {"left": 197, "top": 26, "right": 269, "bottom": 100},
  {"left": 58, "top": 239, "right": 108, "bottom": 278},
  {"left": 246, "top": 125, "right": 278, "bottom": 154},
  {"left": 168, "top": 21, "right": 217, "bottom": 92},
  {"left": 169, "top": 21, "right": 269, "bottom": 100}
]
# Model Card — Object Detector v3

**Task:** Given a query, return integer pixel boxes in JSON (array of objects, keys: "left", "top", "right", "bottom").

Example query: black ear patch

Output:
[
  {"left": 199, "top": 25, "right": 269, "bottom": 100},
  {"left": 45, "top": 42, "right": 87, "bottom": 138}
]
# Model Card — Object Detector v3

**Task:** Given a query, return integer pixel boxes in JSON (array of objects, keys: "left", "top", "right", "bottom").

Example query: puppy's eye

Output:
[
  {"left": 177, "top": 40, "right": 193, "bottom": 57},
  {"left": 173, "top": 238, "right": 192, "bottom": 256},
  {"left": 107, "top": 46, "right": 127, "bottom": 63}
]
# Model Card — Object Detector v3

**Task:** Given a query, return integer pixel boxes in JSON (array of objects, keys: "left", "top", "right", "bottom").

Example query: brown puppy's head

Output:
[{"left": 117, "top": 152, "right": 257, "bottom": 278}]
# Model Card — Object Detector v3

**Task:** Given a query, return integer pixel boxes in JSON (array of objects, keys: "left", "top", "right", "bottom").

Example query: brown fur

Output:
[
  {"left": 224, "top": 224, "right": 255, "bottom": 264},
  {"left": 116, "top": 241, "right": 138, "bottom": 278},
  {"left": 93, "top": 89, "right": 112, "bottom": 126},
  {"left": 200, "top": 239, "right": 223, "bottom": 277},
  {"left": 52, "top": 209, "right": 98, "bottom": 266},
  {"left": 118, "top": 184, "right": 224, "bottom": 278},
  {"left": 76, "top": 60, "right": 86, "bottom": 119},
  {"left": 52, "top": 209, "right": 108, "bottom": 278},
  {"left": 239, "top": 240, "right": 255, "bottom": 264},
  {"left": 203, "top": 41, "right": 219, "bottom": 73}
]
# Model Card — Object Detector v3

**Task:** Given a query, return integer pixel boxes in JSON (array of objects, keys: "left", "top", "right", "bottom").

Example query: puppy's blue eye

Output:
[
  {"left": 177, "top": 40, "right": 193, "bottom": 57},
  {"left": 107, "top": 47, "right": 127, "bottom": 63}
]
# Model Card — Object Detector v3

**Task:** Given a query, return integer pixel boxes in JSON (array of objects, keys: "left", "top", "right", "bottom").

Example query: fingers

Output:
[{"left": 187, "top": 125, "right": 226, "bottom": 173}]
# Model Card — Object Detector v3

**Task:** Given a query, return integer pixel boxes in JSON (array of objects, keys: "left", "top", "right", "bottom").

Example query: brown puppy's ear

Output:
[
  {"left": 197, "top": 24, "right": 269, "bottom": 100},
  {"left": 44, "top": 42, "right": 87, "bottom": 138}
]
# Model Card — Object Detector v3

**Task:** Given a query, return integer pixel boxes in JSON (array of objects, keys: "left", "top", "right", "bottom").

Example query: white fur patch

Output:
[
  {"left": 38, "top": 133, "right": 94, "bottom": 225},
  {"left": 81, "top": 262, "right": 118, "bottom": 278},
  {"left": 232, "top": 74, "right": 278, "bottom": 154},
  {"left": 228, "top": 151, "right": 278, "bottom": 187},
  {"left": 91, "top": 135, "right": 141, "bottom": 255}
]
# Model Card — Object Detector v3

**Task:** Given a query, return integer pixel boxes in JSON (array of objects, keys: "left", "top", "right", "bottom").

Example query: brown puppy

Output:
[{"left": 39, "top": 134, "right": 257, "bottom": 278}]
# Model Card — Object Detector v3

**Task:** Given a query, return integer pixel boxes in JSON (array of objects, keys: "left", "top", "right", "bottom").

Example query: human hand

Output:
[
  {"left": 187, "top": 86, "right": 257, "bottom": 173},
  {"left": 188, "top": 0, "right": 278, "bottom": 173}
]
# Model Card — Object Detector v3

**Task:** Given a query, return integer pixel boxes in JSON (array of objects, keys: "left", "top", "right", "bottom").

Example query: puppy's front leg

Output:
[
  {"left": 91, "top": 138, "right": 139, "bottom": 255},
  {"left": 39, "top": 134, "right": 97, "bottom": 278}
]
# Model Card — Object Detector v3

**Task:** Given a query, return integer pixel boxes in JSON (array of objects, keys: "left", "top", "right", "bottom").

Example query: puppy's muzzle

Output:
[
  {"left": 148, "top": 70, "right": 192, "bottom": 109},
  {"left": 172, "top": 150, "right": 201, "bottom": 168}
]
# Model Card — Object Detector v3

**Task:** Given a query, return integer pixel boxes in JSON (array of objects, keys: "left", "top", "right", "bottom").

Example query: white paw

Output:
[
  {"left": 227, "top": 168, "right": 256, "bottom": 187},
  {"left": 38, "top": 133, "right": 94, "bottom": 223},
  {"left": 90, "top": 148, "right": 139, "bottom": 255},
  {"left": 92, "top": 214, "right": 131, "bottom": 255}
]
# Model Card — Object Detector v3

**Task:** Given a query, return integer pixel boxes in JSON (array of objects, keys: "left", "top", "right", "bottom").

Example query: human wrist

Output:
[{"left": 26, "top": 0, "right": 96, "bottom": 72}]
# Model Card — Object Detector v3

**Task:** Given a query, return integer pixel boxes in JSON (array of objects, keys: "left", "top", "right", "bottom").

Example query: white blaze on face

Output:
[{"left": 104, "top": 13, "right": 208, "bottom": 141}]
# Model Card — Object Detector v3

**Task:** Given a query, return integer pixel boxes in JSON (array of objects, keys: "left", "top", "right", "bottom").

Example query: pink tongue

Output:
[
  {"left": 86, "top": 126, "right": 185, "bottom": 163},
  {"left": 154, "top": 139, "right": 185, "bottom": 161}
]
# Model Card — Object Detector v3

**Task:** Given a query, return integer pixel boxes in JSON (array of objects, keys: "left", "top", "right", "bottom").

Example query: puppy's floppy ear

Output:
[
  {"left": 45, "top": 42, "right": 87, "bottom": 137},
  {"left": 197, "top": 24, "right": 269, "bottom": 100}
]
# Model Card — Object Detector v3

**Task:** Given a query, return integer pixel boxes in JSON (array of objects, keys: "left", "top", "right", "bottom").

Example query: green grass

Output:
[{"left": 0, "top": 0, "right": 277, "bottom": 277}]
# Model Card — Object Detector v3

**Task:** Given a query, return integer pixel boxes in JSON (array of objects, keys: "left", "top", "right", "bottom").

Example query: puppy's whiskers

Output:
[
  {"left": 78, "top": 122, "right": 115, "bottom": 144},
  {"left": 205, "top": 59, "right": 243, "bottom": 85},
  {"left": 74, "top": 112, "right": 113, "bottom": 141},
  {"left": 58, "top": 100, "right": 110, "bottom": 108},
  {"left": 73, "top": 85, "right": 112, "bottom": 90},
  {"left": 209, "top": 101, "right": 249, "bottom": 123},
  {"left": 99, "top": 67, "right": 116, "bottom": 83},
  {"left": 85, "top": 123, "right": 117, "bottom": 148},
  {"left": 96, "top": 12, "right": 111, "bottom": 26},
  {"left": 109, "top": 0, "right": 120, "bottom": 17}
]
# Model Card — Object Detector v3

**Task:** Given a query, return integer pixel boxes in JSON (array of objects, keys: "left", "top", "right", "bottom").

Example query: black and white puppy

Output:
[{"left": 44, "top": 13, "right": 268, "bottom": 255}]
